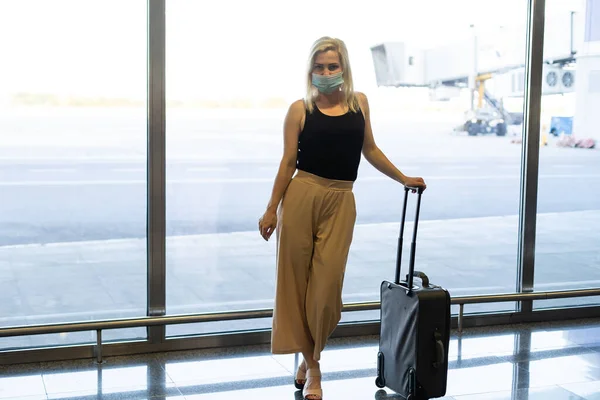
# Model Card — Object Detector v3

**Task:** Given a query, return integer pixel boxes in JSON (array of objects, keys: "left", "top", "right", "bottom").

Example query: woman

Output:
[{"left": 258, "top": 36, "right": 426, "bottom": 400}]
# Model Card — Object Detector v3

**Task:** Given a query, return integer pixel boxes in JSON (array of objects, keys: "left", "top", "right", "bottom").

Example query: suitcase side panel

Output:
[
  {"left": 415, "top": 286, "right": 451, "bottom": 398},
  {"left": 379, "top": 281, "right": 419, "bottom": 396}
]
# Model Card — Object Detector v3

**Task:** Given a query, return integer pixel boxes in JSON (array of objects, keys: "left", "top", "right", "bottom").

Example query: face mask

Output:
[{"left": 312, "top": 71, "right": 344, "bottom": 94}]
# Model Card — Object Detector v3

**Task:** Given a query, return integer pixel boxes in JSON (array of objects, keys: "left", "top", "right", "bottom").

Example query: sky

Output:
[{"left": 0, "top": 0, "right": 585, "bottom": 103}]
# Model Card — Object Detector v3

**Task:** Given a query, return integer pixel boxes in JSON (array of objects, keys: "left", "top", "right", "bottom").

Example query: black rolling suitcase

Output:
[{"left": 375, "top": 187, "right": 451, "bottom": 399}]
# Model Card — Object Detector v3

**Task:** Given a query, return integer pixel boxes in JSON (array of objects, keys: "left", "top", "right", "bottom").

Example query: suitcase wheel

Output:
[{"left": 375, "top": 352, "right": 385, "bottom": 388}]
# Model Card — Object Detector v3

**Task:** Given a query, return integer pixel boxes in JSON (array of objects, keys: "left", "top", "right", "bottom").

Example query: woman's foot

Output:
[
  {"left": 303, "top": 367, "right": 322, "bottom": 400},
  {"left": 294, "top": 359, "right": 307, "bottom": 390}
]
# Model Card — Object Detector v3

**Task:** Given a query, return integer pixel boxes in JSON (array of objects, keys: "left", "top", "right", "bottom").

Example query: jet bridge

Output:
[
  {"left": 370, "top": 10, "right": 586, "bottom": 136},
  {"left": 370, "top": 11, "right": 581, "bottom": 107}
]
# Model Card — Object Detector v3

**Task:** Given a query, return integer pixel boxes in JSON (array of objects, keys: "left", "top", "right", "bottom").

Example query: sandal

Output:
[
  {"left": 294, "top": 360, "right": 307, "bottom": 390},
  {"left": 303, "top": 368, "right": 322, "bottom": 400}
]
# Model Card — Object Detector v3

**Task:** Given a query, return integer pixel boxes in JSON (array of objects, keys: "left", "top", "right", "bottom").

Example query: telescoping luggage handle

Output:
[{"left": 395, "top": 185, "right": 426, "bottom": 293}]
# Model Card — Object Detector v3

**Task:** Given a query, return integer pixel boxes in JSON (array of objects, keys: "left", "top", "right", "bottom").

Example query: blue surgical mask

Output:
[{"left": 312, "top": 72, "right": 344, "bottom": 94}]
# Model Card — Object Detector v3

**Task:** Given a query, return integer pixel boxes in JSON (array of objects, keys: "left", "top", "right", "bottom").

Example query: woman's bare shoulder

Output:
[
  {"left": 355, "top": 91, "right": 369, "bottom": 105},
  {"left": 289, "top": 99, "right": 307, "bottom": 113},
  {"left": 354, "top": 92, "right": 370, "bottom": 118}
]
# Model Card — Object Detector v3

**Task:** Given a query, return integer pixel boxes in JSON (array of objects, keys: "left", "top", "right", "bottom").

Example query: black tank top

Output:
[{"left": 296, "top": 104, "right": 365, "bottom": 181}]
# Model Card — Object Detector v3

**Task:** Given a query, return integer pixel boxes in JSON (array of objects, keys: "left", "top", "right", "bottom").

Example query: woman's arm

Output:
[
  {"left": 259, "top": 100, "right": 304, "bottom": 240},
  {"left": 265, "top": 100, "right": 304, "bottom": 213},
  {"left": 358, "top": 92, "right": 426, "bottom": 189}
]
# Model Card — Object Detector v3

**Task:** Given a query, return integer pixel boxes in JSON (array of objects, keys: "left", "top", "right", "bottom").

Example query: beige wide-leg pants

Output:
[{"left": 271, "top": 170, "right": 356, "bottom": 362}]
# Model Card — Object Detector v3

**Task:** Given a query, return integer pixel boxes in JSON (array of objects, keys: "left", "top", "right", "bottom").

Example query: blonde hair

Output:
[{"left": 304, "top": 36, "right": 360, "bottom": 114}]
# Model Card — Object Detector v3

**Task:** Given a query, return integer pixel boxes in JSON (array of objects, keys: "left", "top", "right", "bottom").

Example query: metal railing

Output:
[
  {"left": 0, "top": 288, "right": 599, "bottom": 363},
  {"left": 453, "top": 288, "right": 600, "bottom": 332}
]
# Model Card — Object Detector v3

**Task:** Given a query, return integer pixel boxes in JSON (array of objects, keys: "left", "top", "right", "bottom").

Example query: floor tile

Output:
[
  {"left": 525, "top": 352, "right": 600, "bottom": 388},
  {"left": 183, "top": 376, "right": 457, "bottom": 400},
  {"left": 272, "top": 344, "right": 379, "bottom": 375},
  {"left": 49, "top": 395, "right": 172, "bottom": 400},
  {"left": 41, "top": 360, "right": 181, "bottom": 399},
  {"left": 164, "top": 354, "right": 290, "bottom": 387},
  {"left": 453, "top": 385, "right": 586, "bottom": 399},
  {"left": 445, "top": 361, "right": 521, "bottom": 397},
  {"left": 449, "top": 329, "right": 585, "bottom": 362},
  {"left": 0, "top": 374, "right": 47, "bottom": 399},
  {"left": 449, "top": 333, "right": 516, "bottom": 360},
  {"left": 42, "top": 369, "right": 97, "bottom": 397},
  {"left": 560, "top": 380, "right": 600, "bottom": 400},
  {"left": 50, "top": 395, "right": 185, "bottom": 400},
  {"left": 556, "top": 326, "right": 600, "bottom": 348}
]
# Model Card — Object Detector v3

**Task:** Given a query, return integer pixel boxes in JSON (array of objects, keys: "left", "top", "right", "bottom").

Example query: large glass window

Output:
[
  {"left": 0, "top": 0, "right": 597, "bottom": 358},
  {"left": 164, "top": 1, "right": 298, "bottom": 335},
  {"left": 0, "top": 0, "right": 148, "bottom": 349},
  {"left": 336, "top": 1, "right": 531, "bottom": 318},
  {"left": 0, "top": 0, "right": 596, "bottom": 355},
  {"left": 165, "top": 0, "right": 532, "bottom": 337},
  {"left": 534, "top": 0, "right": 600, "bottom": 309}
]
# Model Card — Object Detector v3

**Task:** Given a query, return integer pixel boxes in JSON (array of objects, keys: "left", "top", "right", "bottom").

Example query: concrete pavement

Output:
[
  {"left": 1, "top": 210, "right": 599, "bottom": 350},
  {"left": 1, "top": 148, "right": 599, "bottom": 246}
]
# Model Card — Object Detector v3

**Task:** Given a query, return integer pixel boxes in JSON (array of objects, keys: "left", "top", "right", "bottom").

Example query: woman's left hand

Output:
[{"left": 404, "top": 176, "right": 427, "bottom": 192}]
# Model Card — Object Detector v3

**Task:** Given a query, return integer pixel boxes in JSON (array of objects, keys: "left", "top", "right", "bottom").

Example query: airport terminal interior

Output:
[{"left": 1, "top": 0, "right": 600, "bottom": 399}]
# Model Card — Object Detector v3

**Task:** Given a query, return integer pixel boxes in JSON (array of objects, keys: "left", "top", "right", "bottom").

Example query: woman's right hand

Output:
[{"left": 258, "top": 208, "right": 278, "bottom": 241}]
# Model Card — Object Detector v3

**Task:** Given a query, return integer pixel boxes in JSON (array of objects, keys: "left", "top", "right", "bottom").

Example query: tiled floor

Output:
[{"left": 1, "top": 318, "right": 600, "bottom": 399}]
